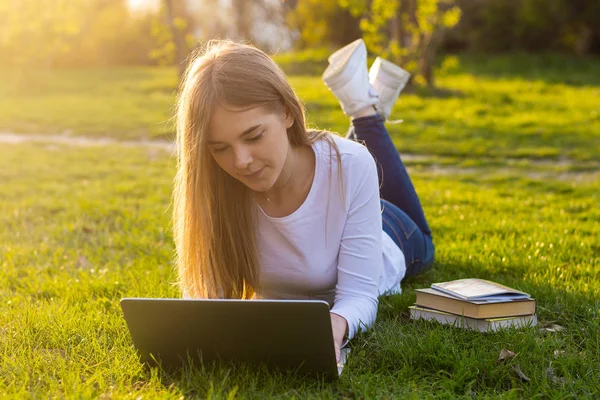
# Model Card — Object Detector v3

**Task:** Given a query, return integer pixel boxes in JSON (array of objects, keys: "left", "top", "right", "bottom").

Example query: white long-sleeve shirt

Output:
[{"left": 256, "top": 134, "right": 406, "bottom": 339}]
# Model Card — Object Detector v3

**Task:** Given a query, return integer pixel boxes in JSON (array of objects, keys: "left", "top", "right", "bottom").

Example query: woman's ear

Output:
[{"left": 284, "top": 108, "right": 294, "bottom": 129}]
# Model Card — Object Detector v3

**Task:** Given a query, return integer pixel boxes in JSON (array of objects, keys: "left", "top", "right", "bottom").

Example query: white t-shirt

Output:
[{"left": 256, "top": 134, "right": 406, "bottom": 339}]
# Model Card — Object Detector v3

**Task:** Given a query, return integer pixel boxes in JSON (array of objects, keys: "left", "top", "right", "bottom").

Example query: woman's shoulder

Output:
[
  {"left": 313, "top": 132, "right": 373, "bottom": 164},
  {"left": 310, "top": 132, "right": 378, "bottom": 200}
]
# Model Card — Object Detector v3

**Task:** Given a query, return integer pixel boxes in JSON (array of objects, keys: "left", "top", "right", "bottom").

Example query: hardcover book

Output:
[
  {"left": 414, "top": 288, "right": 536, "bottom": 319},
  {"left": 409, "top": 306, "right": 537, "bottom": 332}
]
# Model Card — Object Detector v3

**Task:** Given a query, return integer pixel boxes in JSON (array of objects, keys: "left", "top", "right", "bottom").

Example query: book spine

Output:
[
  {"left": 410, "top": 308, "right": 537, "bottom": 332},
  {"left": 415, "top": 293, "right": 479, "bottom": 318},
  {"left": 415, "top": 292, "right": 536, "bottom": 319}
]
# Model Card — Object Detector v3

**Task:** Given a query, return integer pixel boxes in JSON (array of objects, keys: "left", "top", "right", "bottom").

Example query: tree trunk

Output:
[
  {"left": 232, "top": 0, "right": 254, "bottom": 41},
  {"left": 164, "top": 0, "right": 186, "bottom": 78},
  {"left": 575, "top": 24, "right": 593, "bottom": 57},
  {"left": 419, "top": 27, "right": 445, "bottom": 88}
]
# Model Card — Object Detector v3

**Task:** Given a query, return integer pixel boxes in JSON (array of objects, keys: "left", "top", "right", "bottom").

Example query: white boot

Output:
[
  {"left": 327, "top": 38, "right": 363, "bottom": 64},
  {"left": 322, "top": 39, "right": 379, "bottom": 118},
  {"left": 369, "top": 57, "right": 411, "bottom": 120}
]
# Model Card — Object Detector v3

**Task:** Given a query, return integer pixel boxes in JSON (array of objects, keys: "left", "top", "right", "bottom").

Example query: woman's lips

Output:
[{"left": 243, "top": 166, "right": 264, "bottom": 179}]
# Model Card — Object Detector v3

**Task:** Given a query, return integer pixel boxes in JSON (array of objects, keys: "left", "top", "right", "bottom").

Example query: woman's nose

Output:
[{"left": 233, "top": 146, "right": 253, "bottom": 170}]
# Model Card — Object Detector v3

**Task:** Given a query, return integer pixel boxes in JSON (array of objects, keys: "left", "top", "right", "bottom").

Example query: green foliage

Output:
[
  {"left": 339, "top": 0, "right": 462, "bottom": 87},
  {"left": 149, "top": 1, "right": 197, "bottom": 68},
  {"left": 149, "top": 15, "right": 193, "bottom": 66},
  {"left": 0, "top": 0, "right": 156, "bottom": 69},
  {"left": 286, "top": 0, "right": 361, "bottom": 48},
  {"left": 441, "top": 4, "right": 461, "bottom": 27},
  {"left": 0, "top": 0, "right": 86, "bottom": 68},
  {"left": 65, "top": 1, "right": 156, "bottom": 68},
  {"left": 0, "top": 0, "right": 195, "bottom": 69},
  {"left": 358, "top": 0, "right": 398, "bottom": 56},
  {"left": 451, "top": 0, "right": 600, "bottom": 54}
]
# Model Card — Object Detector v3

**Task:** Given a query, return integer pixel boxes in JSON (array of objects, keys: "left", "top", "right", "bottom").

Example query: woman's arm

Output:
[{"left": 330, "top": 146, "right": 383, "bottom": 341}]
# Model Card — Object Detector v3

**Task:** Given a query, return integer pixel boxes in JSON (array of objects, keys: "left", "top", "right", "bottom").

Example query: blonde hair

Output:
[{"left": 173, "top": 40, "right": 341, "bottom": 299}]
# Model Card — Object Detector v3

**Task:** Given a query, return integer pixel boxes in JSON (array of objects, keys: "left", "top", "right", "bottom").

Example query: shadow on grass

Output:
[
  {"left": 147, "top": 360, "right": 339, "bottom": 399},
  {"left": 412, "top": 86, "right": 467, "bottom": 99}
]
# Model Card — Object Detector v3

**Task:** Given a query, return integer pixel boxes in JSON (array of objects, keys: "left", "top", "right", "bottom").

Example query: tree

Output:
[
  {"left": 0, "top": 0, "right": 115, "bottom": 68},
  {"left": 163, "top": 0, "right": 187, "bottom": 77},
  {"left": 285, "top": 0, "right": 361, "bottom": 49},
  {"left": 230, "top": 0, "right": 292, "bottom": 51},
  {"left": 154, "top": 0, "right": 292, "bottom": 78},
  {"left": 339, "top": 0, "right": 461, "bottom": 87},
  {"left": 0, "top": 0, "right": 157, "bottom": 69}
]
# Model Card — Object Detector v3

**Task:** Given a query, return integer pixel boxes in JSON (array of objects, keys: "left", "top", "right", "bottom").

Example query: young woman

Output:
[{"left": 173, "top": 39, "right": 434, "bottom": 361}]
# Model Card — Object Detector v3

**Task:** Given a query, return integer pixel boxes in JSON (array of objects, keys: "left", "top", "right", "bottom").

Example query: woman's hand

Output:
[{"left": 330, "top": 313, "right": 348, "bottom": 362}]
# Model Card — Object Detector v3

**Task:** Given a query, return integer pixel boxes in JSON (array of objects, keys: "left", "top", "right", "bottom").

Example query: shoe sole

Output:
[
  {"left": 322, "top": 40, "right": 366, "bottom": 89},
  {"left": 327, "top": 38, "right": 365, "bottom": 64},
  {"left": 369, "top": 57, "right": 410, "bottom": 89}
]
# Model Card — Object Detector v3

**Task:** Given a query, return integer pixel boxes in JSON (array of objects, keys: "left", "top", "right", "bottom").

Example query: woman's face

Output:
[{"left": 207, "top": 104, "right": 294, "bottom": 193}]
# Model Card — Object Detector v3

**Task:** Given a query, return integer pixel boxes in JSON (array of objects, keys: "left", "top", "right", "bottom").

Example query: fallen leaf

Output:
[
  {"left": 546, "top": 366, "right": 566, "bottom": 385},
  {"left": 553, "top": 376, "right": 566, "bottom": 385},
  {"left": 546, "top": 324, "right": 565, "bottom": 332},
  {"left": 498, "top": 348, "right": 517, "bottom": 362},
  {"left": 539, "top": 323, "right": 565, "bottom": 334},
  {"left": 511, "top": 365, "right": 530, "bottom": 382},
  {"left": 40, "top": 348, "right": 68, "bottom": 360},
  {"left": 76, "top": 255, "right": 90, "bottom": 269},
  {"left": 553, "top": 350, "right": 565, "bottom": 358}
]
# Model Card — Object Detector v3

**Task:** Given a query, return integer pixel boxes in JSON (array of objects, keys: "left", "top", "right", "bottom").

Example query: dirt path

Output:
[
  {"left": 0, "top": 132, "right": 176, "bottom": 151},
  {"left": 2, "top": 132, "right": 598, "bottom": 183}
]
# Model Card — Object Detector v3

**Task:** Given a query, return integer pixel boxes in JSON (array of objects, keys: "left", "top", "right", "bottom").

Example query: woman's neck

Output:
[{"left": 258, "top": 144, "right": 315, "bottom": 208}]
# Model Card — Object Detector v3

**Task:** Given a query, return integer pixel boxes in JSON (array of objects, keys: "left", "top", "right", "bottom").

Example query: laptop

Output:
[{"left": 120, "top": 298, "right": 350, "bottom": 380}]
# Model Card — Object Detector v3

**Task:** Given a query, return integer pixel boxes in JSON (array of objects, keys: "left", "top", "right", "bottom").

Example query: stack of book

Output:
[{"left": 410, "top": 278, "right": 537, "bottom": 332}]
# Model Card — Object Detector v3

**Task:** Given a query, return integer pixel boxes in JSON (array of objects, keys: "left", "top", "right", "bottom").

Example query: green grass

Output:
[{"left": 1, "top": 55, "right": 599, "bottom": 398}]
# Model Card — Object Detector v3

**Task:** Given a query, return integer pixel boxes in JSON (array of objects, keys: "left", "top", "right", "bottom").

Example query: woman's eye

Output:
[
  {"left": 248, "top": 133, "right": 263, "bottom": 142},
  {"left": 213, "top": 146, "right": 228, "bottom": 153}
]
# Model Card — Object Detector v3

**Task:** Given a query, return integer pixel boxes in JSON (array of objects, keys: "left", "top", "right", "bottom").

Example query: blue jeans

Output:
[{"left": 348, "top": 114, "right": 435, "bottom": 278}]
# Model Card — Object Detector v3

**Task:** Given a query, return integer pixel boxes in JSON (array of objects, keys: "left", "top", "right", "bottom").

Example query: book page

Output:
[
  {"left": 431, "top": 279, "right": 530, "bottom": 300},
  {"left": 337, "top": 348, "right": 350, "bottom": 376}
]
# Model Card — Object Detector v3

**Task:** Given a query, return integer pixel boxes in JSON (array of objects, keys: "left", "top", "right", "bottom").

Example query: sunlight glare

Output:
[{"left": 127, "top": 0, "right": 160, "bottom": 12}]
